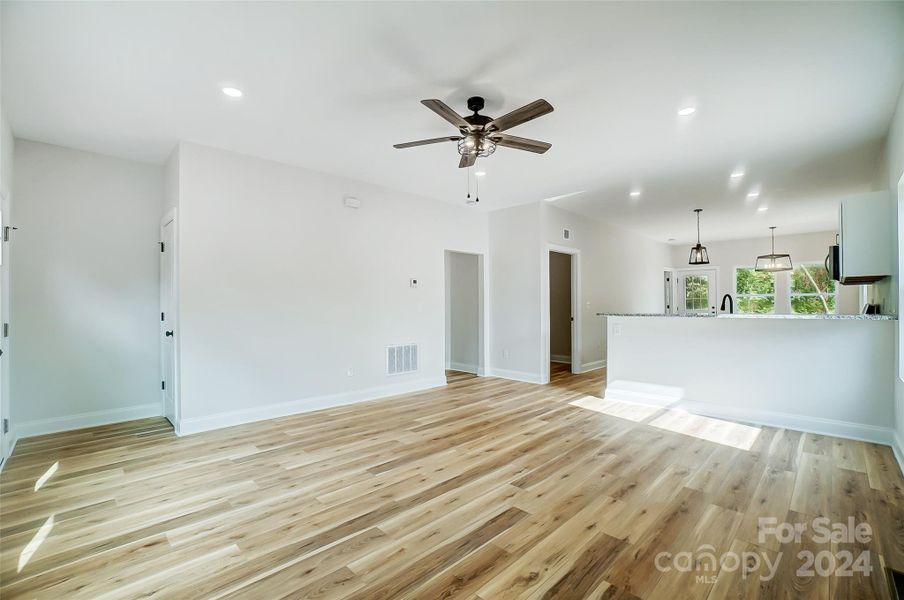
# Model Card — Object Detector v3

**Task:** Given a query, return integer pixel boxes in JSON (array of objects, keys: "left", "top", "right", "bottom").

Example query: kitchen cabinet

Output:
[{"left": 838, "top": 191, "right": 893, "bottom": 284}]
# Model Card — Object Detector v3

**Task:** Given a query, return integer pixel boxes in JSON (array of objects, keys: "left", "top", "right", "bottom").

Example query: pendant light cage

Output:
[
  {"left": 688, "top": 208, "right": 710, "bottom": 265},
  {"left": 755, "top": 226, "right": 793, "bottom": 272}
]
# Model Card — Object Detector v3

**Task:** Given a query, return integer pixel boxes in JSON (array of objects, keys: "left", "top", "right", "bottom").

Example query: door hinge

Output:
[
  {"left": 3, "top": 323, "right": 8, "bottom": 338},
  {"left": 3, "top": 226, "right": 17, "bottom": 242},
  {"left": 160, "top": 312, "right": 165, "bottom": 322},
  {"left": 2, "top": 418, "right": 8, "bottom": 434},
  {"left": 161, "top": 380, "right": 166, "bottom": 391},
  {"left": 159, "top": 241, "right": 165, "bottom": 252}
]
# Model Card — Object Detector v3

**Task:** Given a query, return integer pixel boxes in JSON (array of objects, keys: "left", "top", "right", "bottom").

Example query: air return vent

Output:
[{"left": 387, "top": 344, "right": 418, "bottom": 375}]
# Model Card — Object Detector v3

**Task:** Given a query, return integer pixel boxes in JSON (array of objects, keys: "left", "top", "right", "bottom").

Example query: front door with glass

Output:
[{"left": 678, "top": 268, "right": 718, "bottom": 315}]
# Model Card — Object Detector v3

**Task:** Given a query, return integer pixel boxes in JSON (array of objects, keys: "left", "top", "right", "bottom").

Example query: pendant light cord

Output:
[{"left": 695, "top": 209, "right": 703, "bottom": 244}]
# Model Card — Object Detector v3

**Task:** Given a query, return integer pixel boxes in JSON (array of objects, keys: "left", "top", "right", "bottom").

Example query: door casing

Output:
[{"left": 160, "top": 209, "right": 180, "bottom": 429}]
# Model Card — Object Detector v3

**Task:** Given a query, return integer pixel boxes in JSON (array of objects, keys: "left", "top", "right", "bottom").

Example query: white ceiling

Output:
[{"left": 3, "top": 1, "right": 903, "bottom": 242}]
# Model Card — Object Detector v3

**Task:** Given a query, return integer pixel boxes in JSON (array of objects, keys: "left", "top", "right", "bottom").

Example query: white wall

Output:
[
  {"left": 542, "top": 204, "right": 672, "bottom": 371},
  {"left": 668, "top": 231, "right": 860, "bottom": 315},
  {"left": 883, "top": 81, "right": 904, "bottom": 465},
  {"left": 489, "top": 203, "right": 543, "bottom": 382},
  {"left": 11, "top": 141, "right": 163, "bottom": 436},
  {"left": 0, "top": 102, "right": 13, "bottom": 459},
  {"left": 174, "top": 142, "right": 488, "bottom": 432},
  {"left": 446, "top": 251, "right": 480, "bottom": 373},
  {"left": 549, "top": 251, "right": 571, "bottom": 361},
  {"left": 608, "top": 316, "right": 895, "bottom": 443}
]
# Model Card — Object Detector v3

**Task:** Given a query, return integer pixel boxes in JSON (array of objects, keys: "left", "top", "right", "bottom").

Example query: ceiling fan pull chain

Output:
[
  {"left": 467, "top": 165, "right": 471, "bottom": 199},
  {"left": 475, "top": 168, "right": 479, "bottom": 203}
]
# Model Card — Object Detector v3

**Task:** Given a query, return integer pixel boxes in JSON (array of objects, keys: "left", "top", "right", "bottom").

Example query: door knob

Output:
[{"left": 165, "top": 331, "right": 174, "bottom": 337}]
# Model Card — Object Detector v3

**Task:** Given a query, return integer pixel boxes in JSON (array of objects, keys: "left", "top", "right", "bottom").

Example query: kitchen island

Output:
[{"left": 597, "top": 312, "right": 896, "bottom": 444}]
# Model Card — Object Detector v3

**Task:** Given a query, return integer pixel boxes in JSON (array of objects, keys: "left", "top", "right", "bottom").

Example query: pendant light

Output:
[
  {"left": 755, "top": 226, "right": 793, "bottom": 272},
  {"left": 688, "top": 208, "right": 710, "bottom": 265}
]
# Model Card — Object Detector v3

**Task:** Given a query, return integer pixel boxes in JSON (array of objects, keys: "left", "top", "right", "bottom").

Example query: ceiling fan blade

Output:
[
  {"left": 421, "top": 99, "right": 470, "bottom": 130},
  {"left": 393, "top": 136, "right": 461, "bottom": 149},
  {"left": 459, "top": 153, "right": 477, "bottom": 168},
  {"left": 492, "top": 133, "right": 552, "bottom": 154},
  {"left": 486, "top": 99, "right": 553, "bottom": 133}
]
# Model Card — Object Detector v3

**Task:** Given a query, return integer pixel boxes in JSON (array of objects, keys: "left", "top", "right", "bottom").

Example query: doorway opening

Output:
[
  {"left": 444, "top": 250, "right": 485, "bottom": 384},
  {"left": 549, "top": 251, "right": 573, "bottom": 371},
  {"left": 542, "top": 245, "right": 581, "bottom": 383}
]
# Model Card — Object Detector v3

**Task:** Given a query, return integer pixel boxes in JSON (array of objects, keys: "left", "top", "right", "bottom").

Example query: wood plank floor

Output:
[{"left": 2, "top": 363, "right": 904, "bottom": 599}]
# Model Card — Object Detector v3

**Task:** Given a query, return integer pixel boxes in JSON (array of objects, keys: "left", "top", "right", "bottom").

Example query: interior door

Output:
[
  {"left": 160, "top": 215, "right": 176, "bottom": 426},
  {"left": 678, "top": 268, "right": 718, "bottom": 315}
]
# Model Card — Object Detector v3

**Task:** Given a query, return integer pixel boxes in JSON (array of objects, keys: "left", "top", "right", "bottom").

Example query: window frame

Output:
[{"left": 733, "top": 266, "right": 776, "bottom": 314}]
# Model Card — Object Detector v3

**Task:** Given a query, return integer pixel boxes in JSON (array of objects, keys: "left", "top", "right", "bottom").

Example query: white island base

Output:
[{"left": 603, "top": 315, "right": 895, "bottom": 445}]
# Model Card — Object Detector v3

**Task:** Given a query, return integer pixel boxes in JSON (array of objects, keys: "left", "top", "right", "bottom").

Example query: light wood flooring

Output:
[{"left": 2, "top": 363, "right": 904, "bottom": 599}]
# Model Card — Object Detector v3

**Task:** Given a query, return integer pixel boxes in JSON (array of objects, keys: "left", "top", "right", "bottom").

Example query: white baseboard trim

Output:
[
  {"left": 578, "top": 360, "right": 605, "bottom": 373},
  {"left": 14, "top": 403, "right": 163, "bottom": 441},
  {"left": 680, "top": 401, "right": 894, "bottom": 446},
  {"left": 178, "top": 376, "right": 447, "bottom": 436},
  {"left": 602, "top": 384, "right": 893, "bottom": 446},
  {"left": 550, "top": 354, "right": 572, "bottom": 364},
  {"left": 449, "top": 362, "right": 479, "bottom": 374},
  {"left": 487, "top": 368, "right": 545, "bottom": 384}
]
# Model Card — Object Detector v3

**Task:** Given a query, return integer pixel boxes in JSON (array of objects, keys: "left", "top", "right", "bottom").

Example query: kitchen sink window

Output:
[
  {"left": 735, "top": 267, "right": 775, "bottom": 314},
  {"left": 790, "top": 263, "right": 836, "bottom": 314}
]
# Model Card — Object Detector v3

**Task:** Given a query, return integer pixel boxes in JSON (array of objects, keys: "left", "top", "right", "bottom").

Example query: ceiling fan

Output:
[{"left": 393, "top": 96, "right": 553, "bottom": 168}]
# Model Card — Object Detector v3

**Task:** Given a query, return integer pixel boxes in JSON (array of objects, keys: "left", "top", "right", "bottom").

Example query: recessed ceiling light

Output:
[
  {"left": 747, "top": 191, "right": 760, "bottom": 199},
  {"left": 730, "top": 171, "right": 745, "bottom": 179},
  {"left": 629, "top": 190, "right": 641, "bottom": 198},
  {"left": 677, "top": 106, "right": 697, "bottom": 117},
  {"left": 221, "top": 87, "right": 243, "bottom": 98},
  {"left": 475, "top": 171, "right": 486, "bottom": 177},
  {"left": 757, "top": 206, "right": 769, "bottom": 212}
]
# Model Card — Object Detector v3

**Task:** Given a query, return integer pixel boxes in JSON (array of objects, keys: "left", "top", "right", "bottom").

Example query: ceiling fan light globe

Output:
[{"left": 458, "top": 136, "right": 497, "bottom": 158}]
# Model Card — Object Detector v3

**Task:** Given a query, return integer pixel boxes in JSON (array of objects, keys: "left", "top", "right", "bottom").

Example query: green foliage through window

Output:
[
  {"left": 684, "top": 275, "right": 710, "bottom": 311},
  {"left": 790, "top": 264, "right": 835, "bottom": 314},
  {"left": 735, "top": 268, "right": 775, "bottom": 314}
]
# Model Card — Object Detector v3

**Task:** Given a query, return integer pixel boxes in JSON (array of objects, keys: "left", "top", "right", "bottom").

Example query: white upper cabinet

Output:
[{"left": 838, "top": 191, "right": 893, "bottom": 284}]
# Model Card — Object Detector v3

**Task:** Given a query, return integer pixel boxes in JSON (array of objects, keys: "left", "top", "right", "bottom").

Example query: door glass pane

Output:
[{"left": 685, "top": 275, "right": 709, "bottom": 311}]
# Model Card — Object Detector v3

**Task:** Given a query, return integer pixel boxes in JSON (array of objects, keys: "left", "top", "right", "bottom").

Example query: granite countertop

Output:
[{"left": 595, "top": 312, "right": 897, "bottom": 321}]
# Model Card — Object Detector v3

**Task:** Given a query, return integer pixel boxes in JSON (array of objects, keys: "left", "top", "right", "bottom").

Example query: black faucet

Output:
[{"left": 720, "top": 294, "right": 734, "bottom": 314}]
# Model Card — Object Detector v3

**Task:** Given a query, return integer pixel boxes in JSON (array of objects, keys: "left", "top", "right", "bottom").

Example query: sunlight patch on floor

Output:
[
  {"left": 569, "top": 396, "right": 662, "bottom": 422},
  {"left": 647, "top": 409, "right": 761, "bottom": 450},
  {"left": 34, "top": 461, "right": 59, "bottom": 492},
  {"left": 570, "top": 395, "right": 761, "bottom": 450},
  {"left": 19, "top": 515, "right": 54, "bottom": 573}
]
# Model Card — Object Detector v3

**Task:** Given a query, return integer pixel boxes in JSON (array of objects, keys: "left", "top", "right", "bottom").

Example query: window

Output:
[
  {"left": 735, "top": 267, "right": 775, "bottom": 313},
  {"left": 790, "top": 263, "right": 836, "bottom": 314},
  {"left": 684, "top": 275, "right": 710, "bottom": 312}
]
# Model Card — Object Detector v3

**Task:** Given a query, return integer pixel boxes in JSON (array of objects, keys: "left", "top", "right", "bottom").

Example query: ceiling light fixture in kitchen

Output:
[
  {"left": 755, "top": 226, "right": 793, "bottom": 272},
  {"left": 688, "top": 208, "right": 710, "bottom": 265}
]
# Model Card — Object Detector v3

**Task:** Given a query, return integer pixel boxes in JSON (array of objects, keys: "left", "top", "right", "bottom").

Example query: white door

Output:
[
  {"left": 160, "top": 214, "right": 176, "bottom": 425},
  {"left": 677, "top": 268, "right": 718, "bottom": 315}
]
